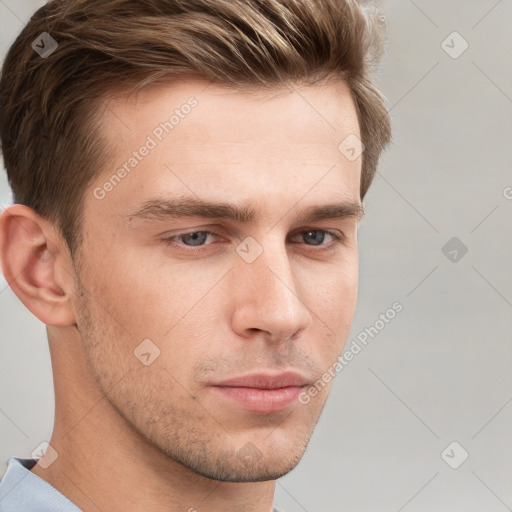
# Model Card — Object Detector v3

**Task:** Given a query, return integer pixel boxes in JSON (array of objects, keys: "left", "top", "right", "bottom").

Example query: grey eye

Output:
[
  {"left": 302, "top": 230, "right": 327, "bottom": 245},
  {"left": 178, "top": 231, "right": 210, "bottom": 246}
]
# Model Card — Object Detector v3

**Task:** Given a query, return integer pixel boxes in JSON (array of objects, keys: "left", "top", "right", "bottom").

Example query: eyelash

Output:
[{"left": 161, "top": 229, "right": 345, "bottom": 252}]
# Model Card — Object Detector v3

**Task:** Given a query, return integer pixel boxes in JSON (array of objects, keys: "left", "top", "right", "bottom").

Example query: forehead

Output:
[
  {"left": 87, "top": 78, "right": 362, "bottom": 225},
  {"left": 100, "top": 77, "right": 360, "bottom": 151}
]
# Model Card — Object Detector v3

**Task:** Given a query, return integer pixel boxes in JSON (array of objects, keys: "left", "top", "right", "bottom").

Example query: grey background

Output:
[{"left": 1, "top": 1, "right": 511, "bottom": 511}]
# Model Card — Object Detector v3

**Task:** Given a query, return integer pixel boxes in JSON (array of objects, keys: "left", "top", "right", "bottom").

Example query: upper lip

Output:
[{"left": 212, "top": 372, "right": 309, "bottom": 390}]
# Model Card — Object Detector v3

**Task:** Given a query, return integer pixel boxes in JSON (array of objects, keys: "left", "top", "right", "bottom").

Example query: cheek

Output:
[
  {"left": 309, "top": 263, "right": 359, "bottom": 356},
  {"left": 305, "top": 253, "right": 358, "bottom": 313},
  {"left": 85, "top": 246, "right": 225, "bottom": 339}
]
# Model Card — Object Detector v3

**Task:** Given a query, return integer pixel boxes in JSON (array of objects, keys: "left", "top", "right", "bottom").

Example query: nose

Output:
[{"left": 229, "top": 236, "right": 313, "bottom": 343}]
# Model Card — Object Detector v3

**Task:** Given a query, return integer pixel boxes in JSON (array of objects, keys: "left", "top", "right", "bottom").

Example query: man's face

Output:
[{"left": 73, "top": 79, "right": 362, "bottom": 482}]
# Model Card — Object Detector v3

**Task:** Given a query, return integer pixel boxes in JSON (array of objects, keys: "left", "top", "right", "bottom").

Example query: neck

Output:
[{"left": 31, "top": 326, "right": 276, "bottom": 512}]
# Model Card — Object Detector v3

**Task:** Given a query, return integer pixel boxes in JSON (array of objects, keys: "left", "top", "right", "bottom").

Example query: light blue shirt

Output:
[
  {"left": 0, "top": 457, "right": 283, "bottom": 511},
  {"left": 0, "top": 457, "right": 80, "bottom": 511}
]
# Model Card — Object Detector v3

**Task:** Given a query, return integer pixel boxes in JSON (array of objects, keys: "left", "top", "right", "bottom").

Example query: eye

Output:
[
  {"left": 162, "top": 230, "right": 218, "bottom": 247},
  {"left": 292, "top": 229, "right": 344, "bottom": 247}
]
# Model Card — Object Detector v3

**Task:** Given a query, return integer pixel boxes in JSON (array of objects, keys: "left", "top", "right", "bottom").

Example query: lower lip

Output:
[{"left": 211, "top": 386, "right": 303, "bottom": 413}]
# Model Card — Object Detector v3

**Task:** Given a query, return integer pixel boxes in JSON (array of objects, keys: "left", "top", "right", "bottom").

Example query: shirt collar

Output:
[{"left": 0, "top": 457, "right": 81, "bottom": 511}]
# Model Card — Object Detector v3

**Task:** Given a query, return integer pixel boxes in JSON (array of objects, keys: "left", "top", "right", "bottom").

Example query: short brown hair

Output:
[{"left": 0, "top": 0, "right": 391, "bottom": 256}]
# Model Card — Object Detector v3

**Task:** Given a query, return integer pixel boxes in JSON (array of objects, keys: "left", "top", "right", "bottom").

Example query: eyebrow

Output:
[{"left": 127, "top": 196, "right": 365, "bottom": 224}]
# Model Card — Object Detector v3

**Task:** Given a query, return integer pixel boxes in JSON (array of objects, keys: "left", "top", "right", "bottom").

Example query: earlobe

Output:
[{"left": 0, "top": 204, "right": 77, "bottom": 327}]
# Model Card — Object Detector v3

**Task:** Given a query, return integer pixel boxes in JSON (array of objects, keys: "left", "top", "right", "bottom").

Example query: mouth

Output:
[{"left": 209, "top": 372, "right": 310, "bottom": 414}]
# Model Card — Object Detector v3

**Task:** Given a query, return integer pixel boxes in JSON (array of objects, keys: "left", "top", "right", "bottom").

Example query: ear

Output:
[{"left": 0, "top": 204, "right": 77, "bottom": 326}]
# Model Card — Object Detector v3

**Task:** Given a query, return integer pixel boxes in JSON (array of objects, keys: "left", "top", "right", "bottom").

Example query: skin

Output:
[{"left": 0, "top": 78, "right": 362, "bottom": 512}]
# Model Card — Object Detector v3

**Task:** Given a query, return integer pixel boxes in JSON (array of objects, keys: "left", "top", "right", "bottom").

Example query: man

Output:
[{"left": 0, "top": 0, "right": 391, "bottom": 510}]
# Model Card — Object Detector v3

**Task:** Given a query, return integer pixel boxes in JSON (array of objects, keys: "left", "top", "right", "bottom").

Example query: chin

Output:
[
  {"left": 158, "top": 428, "right": 313, "bottom": 483},
  {"left": 183, "top": 449, "right": 306, "bottom": 483}
]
